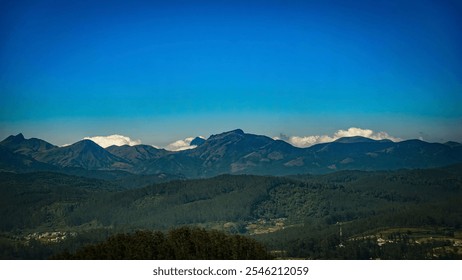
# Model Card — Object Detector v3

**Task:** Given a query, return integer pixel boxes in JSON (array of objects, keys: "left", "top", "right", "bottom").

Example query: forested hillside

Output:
[
  {"left": 1, "top": 164, "right": 461, "bottom": 259},
  {"left": 53, "top": 227, "right": 271, "bottom": 260}
]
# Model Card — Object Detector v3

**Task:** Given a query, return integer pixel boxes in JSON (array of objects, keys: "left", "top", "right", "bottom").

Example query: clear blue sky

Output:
[{"left": 1, "top": 0, "right": 461, "bottom": 146}]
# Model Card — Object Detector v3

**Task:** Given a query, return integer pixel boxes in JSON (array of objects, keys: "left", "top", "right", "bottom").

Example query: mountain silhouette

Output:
[
  {"left": 33, "top": 140, "right": 130, "bottom": 170},
  {"left": 1, "top": 130, "right": 461, "bottom": 177},
  {"left": 0, "top": 133, "right": 56, "bottom": 156}
]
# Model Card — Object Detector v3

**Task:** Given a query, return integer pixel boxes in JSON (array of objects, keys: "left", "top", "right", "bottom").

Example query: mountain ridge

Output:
[
  {"left": 1, "top": 130, "right": 461, "bottom": 177},
  {"left": 0, "top": 133, "right": 57, "bottom": 156},
  {"left": 333, "top": 136, "right": 393, "bottom": 144}
]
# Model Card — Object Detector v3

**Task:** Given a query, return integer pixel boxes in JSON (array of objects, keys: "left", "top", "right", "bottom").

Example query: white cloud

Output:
[
  {"left": 164, "top": 136, "right": 207, "bottom": 151},
  {"left": 83, "top": 134, "right": 142, "bottom": 148},
  {"left": 165, "top": 137, "right": 196, "bottom": 151},
  {"left": 288, "top": 135, "right": 335, "bottom": 148},
  {"left": 279, "top": 127, "right": 401, "bottom": 148}
]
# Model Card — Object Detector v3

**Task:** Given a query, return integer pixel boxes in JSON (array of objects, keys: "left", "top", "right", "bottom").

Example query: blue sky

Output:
[{"left": 1, "top": 0, "right": 461, "bottom": 147}]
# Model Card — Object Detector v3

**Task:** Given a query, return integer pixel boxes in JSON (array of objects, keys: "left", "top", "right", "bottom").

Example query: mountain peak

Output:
[
  {"left": 0, "top": 133, "right": 56, "bottom": 156},
  {"left": 71, "top": 139, "right": 102, "bottom": 149},
  {"left": 208, "top": 129, "right": 245, "bottom": 140},
  {"left": 230, "top": 129, "right": 244, "bottom": 135},
  {"left": 15, "top": 133, "right": 25, "bottom": 140},
  {"left": 190, "top": 137, "right": 206, "bottom": 146},
  {"left": 34, "top": 138, "right": 129, "bottom": 170},
  {"left": 3, "top": 133, "right": 25, "bottom": 143}
]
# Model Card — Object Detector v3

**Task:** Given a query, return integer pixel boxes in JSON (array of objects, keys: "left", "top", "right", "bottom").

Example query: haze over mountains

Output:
[{"left": 1, "top": 129, "right": 461, "bottom": 178}]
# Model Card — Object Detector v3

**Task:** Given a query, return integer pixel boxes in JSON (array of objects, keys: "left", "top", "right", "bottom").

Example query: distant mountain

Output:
[
  {"left": 140, "top": 129, "right": 304, "bottom": 177},
  {"left": 105, "top": 144, "right": 171, "bottom": 173},
  {"left": 0, "top": 133, "right": 56, "bottom": 156},
  {"left": 33, "top": 140, "right": 131, "bottom": 170},
  {"left": 136, "top": 130, "right": 462, "bottom": 176},
  {"left": 306, "top": 138, "right": 462, "bottom": 172},
  {"left": 185, "top": 129, "right": 282, "bottom": 175},
  {"left": 1, "top": 130, "right": 462, "bottom": 177},
  {"left": 106, "top": 144, "right": 169, "bottom": 164},
  {"left": 0, "top": 134, "right": 58, "bottom": 172}
]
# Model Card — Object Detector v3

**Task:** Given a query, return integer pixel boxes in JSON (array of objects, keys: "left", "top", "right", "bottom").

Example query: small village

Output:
[
  {"left": 25, "top": 231, "right": 77, "bottom": 244},
  {"left": 246, "top": 218, "right": 288, "bottom": 235}
]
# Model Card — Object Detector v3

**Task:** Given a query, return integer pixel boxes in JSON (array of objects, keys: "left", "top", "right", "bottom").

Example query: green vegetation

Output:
[
  {"left": 1, "top": 164, "right": 461, "bottom": 259},
  {"left": 53, "top": 227, "right": 271, "bottom": 260}
]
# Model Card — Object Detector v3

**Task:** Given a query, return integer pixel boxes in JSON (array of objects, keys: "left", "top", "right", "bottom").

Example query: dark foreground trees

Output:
[{"left": 53, "top": 227, "right": 272, "bottom": 260}]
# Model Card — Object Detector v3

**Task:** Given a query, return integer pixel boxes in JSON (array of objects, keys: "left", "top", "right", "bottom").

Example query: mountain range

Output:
[{"left": 1, "top": 129, "right": 462, "bottom": 178}]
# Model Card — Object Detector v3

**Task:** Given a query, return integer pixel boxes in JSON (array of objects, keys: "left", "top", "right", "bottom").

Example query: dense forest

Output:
[
  {"left": 52, "top": 227, "right": 271, "bottom": 260},
  {"left": 1, "top": 164, "right": 461, "bottom": 259}
]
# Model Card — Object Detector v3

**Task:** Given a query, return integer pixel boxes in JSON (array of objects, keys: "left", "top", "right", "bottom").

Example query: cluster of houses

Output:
[
  {"left": 246, "top": 218, "right": 287, "bottom": 235},
  {"left": 25, "top": 231, "right": 77, "bottom": 243}
]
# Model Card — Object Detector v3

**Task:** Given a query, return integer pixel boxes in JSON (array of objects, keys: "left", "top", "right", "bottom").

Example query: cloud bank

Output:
[
  {"left": 165, "top": 136, "right": 206, "bottom": 151},
  {"left": 276, "top": 127, "right": 401, "bottom": 148},
  {"left": 83, "top": 134, "right": 142, "bottom": 148}
]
